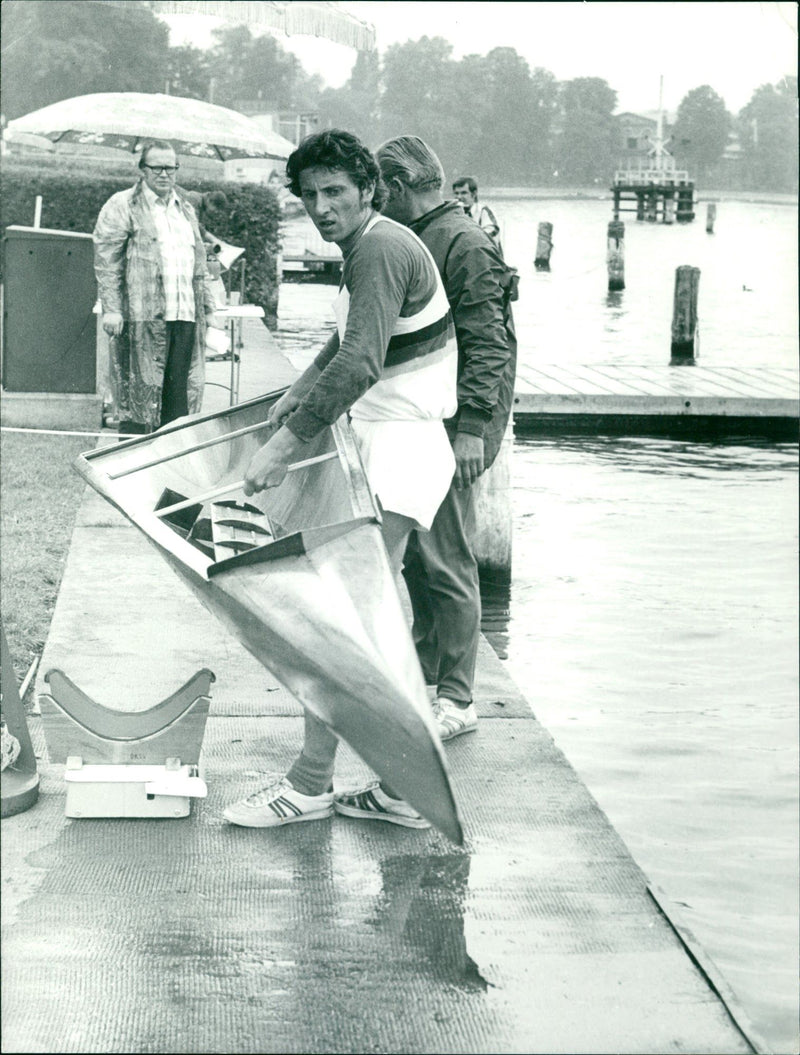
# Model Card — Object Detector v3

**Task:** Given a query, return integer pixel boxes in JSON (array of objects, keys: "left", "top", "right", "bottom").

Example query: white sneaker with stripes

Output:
[
  {"left": 333, "top": 781, "right": 430, "bottom": 829},
  {"left": 433, "top": 698, "right": 478, "bottom": 741},
  {"left": 223, "top": 777, "right": 333, "bottom": 828}
]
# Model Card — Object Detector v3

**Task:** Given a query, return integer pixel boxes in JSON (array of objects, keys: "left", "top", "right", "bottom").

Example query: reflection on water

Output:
[
  {"left": 372, "top": 854, "right": 488, "bottom": 992},
  {"left": 494, "top": 434, "right": 799, "bottom": 1053}
]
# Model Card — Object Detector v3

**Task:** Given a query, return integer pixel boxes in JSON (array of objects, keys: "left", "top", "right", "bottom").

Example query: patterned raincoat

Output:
[{"left": 93, "top": 180, "right": 213, "bottom": 430}]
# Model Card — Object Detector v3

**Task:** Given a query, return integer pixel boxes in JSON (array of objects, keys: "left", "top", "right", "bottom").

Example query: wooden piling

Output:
[
  {"left": 635, "top": 192, "right": 645, "bottom": 221},
  {"left": 706, "top": 203, "right": 716, "bottom": 233},
  {"left": 534, "top": 222, "right": 553, "bottom": 270},
  {"left": 645, "top": 189, "right": 658, "bottom": 223},
  {"left": 676, "top": 185, "right": 695, "bottom": 223},
  {"left": 663, "top": 192, "right": 676, "bottom": 225},
  {"left": 472, "top": 421, "right": 513, "bottom": 584},
  {"left": 606, "top": 220, "right": 625, "bottom": 292},
  {"left": 612, "top": 188, "right": 621, "bottom": 221},
  {"left": 670, "top": 265, "right": 700, "bottom": 364}
]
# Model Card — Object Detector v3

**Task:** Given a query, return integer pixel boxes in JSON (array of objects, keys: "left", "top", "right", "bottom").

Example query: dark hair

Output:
[
  {"left": 286, "top": 129, "right": 387, "bottom": 209},
  {"left": 452, "top": 176, "right": 478, "bottom": 196},
  {"left": 138, "top": 139, "right": 177, "bottom": 168}
]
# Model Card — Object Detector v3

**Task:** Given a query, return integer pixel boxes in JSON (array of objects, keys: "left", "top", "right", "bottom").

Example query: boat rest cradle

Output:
[{"left": 39, "top": 667, "right": 215, "bottom": 819}]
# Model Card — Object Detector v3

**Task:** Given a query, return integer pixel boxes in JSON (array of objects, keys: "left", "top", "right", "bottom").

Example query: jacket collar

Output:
[{"left": 409, "top": 199, "right": 464, "bottom": 236}]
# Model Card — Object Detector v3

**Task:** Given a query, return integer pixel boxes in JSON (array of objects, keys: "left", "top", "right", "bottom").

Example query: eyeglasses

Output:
[{"left": 143, "top": 164, "right": 179, "bottom": 175}]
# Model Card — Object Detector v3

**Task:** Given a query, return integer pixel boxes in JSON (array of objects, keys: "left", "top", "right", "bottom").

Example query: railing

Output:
[{"left": 613, "top": 169, "right": 691, "bottom": 185}]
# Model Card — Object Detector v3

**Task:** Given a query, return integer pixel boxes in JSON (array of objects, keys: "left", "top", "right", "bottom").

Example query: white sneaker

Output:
[
  {"left": 433, "top": 698, "right": 478, "bottom": 741},
  {"left": 333, "top": 781, "right": 430, "bottom": 829},
  {"left": 223, "top": 777, "right": 333, "bottom": 828}
]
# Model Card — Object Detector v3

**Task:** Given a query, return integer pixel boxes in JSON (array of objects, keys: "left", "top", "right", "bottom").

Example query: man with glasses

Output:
[{"left": 93, "top": 139, "right": 216, "bottom": 434}]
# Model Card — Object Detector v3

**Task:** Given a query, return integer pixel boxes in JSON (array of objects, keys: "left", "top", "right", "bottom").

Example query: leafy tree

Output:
[
  {"left": 467, "top": 48, "right": 537, "bottom": 184},
  {"left": 0, "top": 0, "right": 170, "bottom": 120},
  {"left": 379, "top": 37, "right": 457, "bottom": 144},
  {"left": 554, "top": 77, "right": 619, "bottom": 185},
  {"left": 317, "top": 50, "right": 381, "bottom": 145},
  {"left": 738, "top": 77, "right": 798, "bottom": 192},
  {"left": 205, "top": 26, "right": 320, "bottom": 112},
  {"left": 166, "top": 45, "right": 211, "bottom": 101},
  {"left": 670, "top": 85, "right": 730, "bottom": 182}
]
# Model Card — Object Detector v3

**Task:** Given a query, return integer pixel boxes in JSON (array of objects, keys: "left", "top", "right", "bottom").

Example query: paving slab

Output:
[{"left": 1, "top": 298, "right": 755, "bottom": 1055}]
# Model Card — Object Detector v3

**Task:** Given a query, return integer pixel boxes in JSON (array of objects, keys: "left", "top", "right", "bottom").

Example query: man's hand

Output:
[
  {"left": 102, "top": 312, "right": 124, "bottom": 337},
  {"left": 243, "top": 426, "right": 308, "bottom": 495},
  {"left": 452, "top": 432, "right": 485, "bottom": 490},
  {"left": 267, "top": 389, "right": 301, "bottom": 427}
]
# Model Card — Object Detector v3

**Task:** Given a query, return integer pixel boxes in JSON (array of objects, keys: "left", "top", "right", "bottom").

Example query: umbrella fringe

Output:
[{"left": 88, "top": 1, "right": 376, "bottom": 51}]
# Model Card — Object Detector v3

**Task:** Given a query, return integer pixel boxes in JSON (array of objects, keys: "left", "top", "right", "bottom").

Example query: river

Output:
[{"left": 277, "top": 195, "right": 799, "bottom": 1053}]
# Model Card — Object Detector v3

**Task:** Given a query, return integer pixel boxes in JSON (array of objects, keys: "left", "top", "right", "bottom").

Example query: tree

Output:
[
  {"left": 466, "top": 48, "right": 537, "bottom": 185},
  {"left": 205, "top": 26, "right": 320, "bottom": 112},
  {"left": 554, "top": 77, "right": 619, "bottom": 185},
  {"left": 166, "top": 45, "right": 212, "bottom": 102},
  {"left": 379, "top": 37, "right": 457, "bottom": 146},
  {"left": 670, "top": 85, "right": 730, "bottom": 182},
  {"left": 0, "top": 0, "right": 170, "bottom": 120},
  {"left": 317, "top": 50, "right": 381, "bottom": 145},
  {"left": 738, "top": 77, "right": 798, "bottom": 192}
]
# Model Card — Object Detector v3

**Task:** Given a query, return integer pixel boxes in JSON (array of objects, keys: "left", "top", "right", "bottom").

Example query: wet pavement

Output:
[{"left": 1, "top": 308, "right": 755, "bottom": 1054}]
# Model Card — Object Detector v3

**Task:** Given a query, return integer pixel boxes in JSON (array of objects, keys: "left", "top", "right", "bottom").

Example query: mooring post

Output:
[
  {"left": 676, "top": 184, "right": 695, "bottom": 223},
  {"left": 606, "top": 220, "right": 625, "bottom": 292},
  {"left": 706, "top": 203, "right": 716, "bottom": 233},
  {"left": 670, "top": 265, "right": 700, "bottom": 364},
  {"left": 472, "top": 420, "right": 513, "bottom": 585},
  {"left": 612, "top": 187, "right": 621, "bottom": 221},
  {"left": 534, "top": 221, "right": 553, "bottom": 271}
]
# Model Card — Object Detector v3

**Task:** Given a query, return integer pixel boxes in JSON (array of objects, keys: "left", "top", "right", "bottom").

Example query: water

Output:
[
  {"left": 277, "top": 197, "right": 799, "bottom": 1053},
  {"left": 498, "top": 197, "right": 799, "bottom": 369}
]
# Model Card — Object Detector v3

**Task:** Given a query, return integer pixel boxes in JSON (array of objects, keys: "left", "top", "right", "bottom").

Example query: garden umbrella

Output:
[{"left": 5, "top": 92, "right": 297, "bottom": 162}]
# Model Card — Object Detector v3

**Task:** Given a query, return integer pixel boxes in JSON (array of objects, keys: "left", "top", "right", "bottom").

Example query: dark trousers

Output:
[
  {"left": 159, "top": 320, "right": 196, "bottom": 428},
  {"left": 118, "top": 321, "right": 196, "bottom": 434},
  {"left": 402, "top": 481, "right": 481, "bottom": 705}
]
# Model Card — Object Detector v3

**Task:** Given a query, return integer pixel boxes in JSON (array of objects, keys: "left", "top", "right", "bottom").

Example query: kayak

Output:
[{"left": 73, "top": 391, "right": 463, "bottom": 844}]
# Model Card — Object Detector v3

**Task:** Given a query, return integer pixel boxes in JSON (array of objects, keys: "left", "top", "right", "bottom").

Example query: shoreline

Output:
[{"left": 484, "top": 186, "right": 798, "bottom": 206}]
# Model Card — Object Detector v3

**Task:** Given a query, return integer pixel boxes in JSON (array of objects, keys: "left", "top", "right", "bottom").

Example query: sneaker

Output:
[
  {"left": 333, "top": 781, "right": 430, "bottom": 829},
  {"left": 433, "top": 698, "right": 478, "bottom": 741},
  {"left": 223, "top": 777, "right": 333, "bottom": 828}
]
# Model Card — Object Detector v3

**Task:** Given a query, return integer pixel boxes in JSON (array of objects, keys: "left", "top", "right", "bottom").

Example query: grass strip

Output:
[{"left": 1, "top": 430, "right": 91, "bottom": 692}]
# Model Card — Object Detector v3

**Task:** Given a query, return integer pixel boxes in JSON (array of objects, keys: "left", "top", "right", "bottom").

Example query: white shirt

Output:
[{"left": 142, "top": 183, "right": 196, "bottom": 321}]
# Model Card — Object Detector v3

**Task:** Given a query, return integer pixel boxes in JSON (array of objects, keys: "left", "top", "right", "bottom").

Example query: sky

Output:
[{"left": 161, "top": 1, "right": 798, "bottom": 116}]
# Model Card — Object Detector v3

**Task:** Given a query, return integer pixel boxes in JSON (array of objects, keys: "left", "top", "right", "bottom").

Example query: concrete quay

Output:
[{"left": 1, "top": 295, "right": 758, "bottom": 1054}]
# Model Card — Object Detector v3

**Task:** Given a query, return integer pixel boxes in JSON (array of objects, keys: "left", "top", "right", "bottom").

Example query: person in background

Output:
[
  {"left": 452, "top": 175, "right": 502, "bottom": 253},
  {"left": 377, "top": 135, "right": 517, "bottom": 741},
  {"left": 223, "top": 129, "right": 458, "bottom": 831},
  {"left": 93, "top": 139, "right": 216, "bottom": 434}
]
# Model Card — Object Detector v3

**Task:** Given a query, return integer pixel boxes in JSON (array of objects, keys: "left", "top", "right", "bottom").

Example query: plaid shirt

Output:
[{"left": 142, "top": 183, "right": 196, "bottom": 321}]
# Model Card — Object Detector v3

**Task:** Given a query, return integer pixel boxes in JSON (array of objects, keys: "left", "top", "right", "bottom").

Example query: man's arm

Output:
[
  {"left": 245, "top": 229, "right": 417, "bottom": 493},
  {"left": 266, "top": 332, "right": 338, "bottom": 426},
  {"left": 444, "top": 231, "right": 511, "bottom": 484},
  {"left": 93, "top": 194, "right": 130, "bottom": 335},
  {"left": 285, "top": 229, "right": 414, "bottom": 441}
]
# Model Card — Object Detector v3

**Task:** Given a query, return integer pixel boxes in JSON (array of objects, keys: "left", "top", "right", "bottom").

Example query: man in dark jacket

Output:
[{"left": 376, "top": 135, "right": 517, "bottom": 740}]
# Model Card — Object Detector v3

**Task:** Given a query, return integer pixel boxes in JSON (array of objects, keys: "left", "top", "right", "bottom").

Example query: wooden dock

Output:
[{"left": 514, "top": 363, "right": 799, "bottom": 439}]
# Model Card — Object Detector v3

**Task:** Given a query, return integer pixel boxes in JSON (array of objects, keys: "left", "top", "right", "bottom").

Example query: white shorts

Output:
[{"left": 350, "top": 418, "right": 455, "bottom": 531}]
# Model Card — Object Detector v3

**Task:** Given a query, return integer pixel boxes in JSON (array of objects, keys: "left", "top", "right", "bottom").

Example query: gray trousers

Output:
[{"left": 402, "top": 481, "right": 481, "bottom": 706}]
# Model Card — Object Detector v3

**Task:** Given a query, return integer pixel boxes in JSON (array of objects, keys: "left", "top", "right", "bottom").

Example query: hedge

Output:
[{"left": 0, "top": 159, "right": 282, "bottom": 329}]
